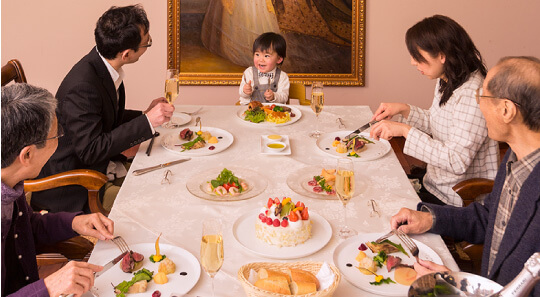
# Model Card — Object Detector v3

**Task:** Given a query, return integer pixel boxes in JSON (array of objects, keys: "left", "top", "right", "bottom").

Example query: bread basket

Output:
[{"left": 238, "top": 261, "right": 341, "bottom": 297}]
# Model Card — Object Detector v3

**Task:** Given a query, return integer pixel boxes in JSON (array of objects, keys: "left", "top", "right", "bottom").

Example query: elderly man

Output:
[
  {"left": 391, "top": 56, "right": 540, "bottom": 295},
  {"left": 1, "top": 83, "right": 115, "bottom": 297},
  {"left": 32, "top": 5, "right": 174, "bottom": 213}
]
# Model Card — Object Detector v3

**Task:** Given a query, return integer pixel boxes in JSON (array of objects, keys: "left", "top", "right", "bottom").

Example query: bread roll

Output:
[
  {"left": 254, "top": 277, "right": 291, "bottom": 295},
  {"left": 290, "top": 281, "right": 317, "bottom": 295},
  {"left": 287, "top": 268, "right": 320, "bottom": 290},
  {"left": 258, "top": 268, "right": 292, "bottom": 283}
]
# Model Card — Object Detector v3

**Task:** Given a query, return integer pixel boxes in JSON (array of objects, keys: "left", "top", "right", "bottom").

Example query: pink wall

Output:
[{"left": 3, "top": 1, "right": 540, "bottom": 112}]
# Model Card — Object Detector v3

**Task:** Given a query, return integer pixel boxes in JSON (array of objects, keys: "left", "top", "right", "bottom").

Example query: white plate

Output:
[
  {"left": 162, "top": 112, "right": 191, "bottom": 128},
  {"left": 333, "top": 233, "right": 443, "bottom": 296},
  {"left": 89, "top": 243, "right": 200, "bottom": 297},
  {"left": 316, "top": 131, "right": 391, "bottom": 161},
  {"left": 161, "top": 127, "right": 233, "bottom": 156},
  {"left": 233, "top": 208, "right": 332, "bottom": 259},
  {"left": 286, "top": 165, "right": 366, "bottom": 200},
  {"left": 186, "top": 167, "right": 268, "bottom": 201},
  {"left": 236, "top": 103, "right": 302, "bottom": 126},
  {"left": 260, "top": 135, "right": 291, "bottom": 155}
]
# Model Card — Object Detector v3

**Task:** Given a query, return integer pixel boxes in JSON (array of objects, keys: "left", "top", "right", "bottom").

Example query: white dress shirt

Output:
[{"left": 239, "top": 67, "right": 290, "bottom": 105}]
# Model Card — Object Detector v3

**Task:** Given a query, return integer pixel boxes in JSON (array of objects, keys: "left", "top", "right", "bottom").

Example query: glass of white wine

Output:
[
  {"left": 163, "top": 69, "right": 180, "bottom": 128},
  {"left": 201, "top": 218, "right": 224, "bottom": 297},
  {"left": 335, "top": 158, "right": 357, "bottom": 239},
  {"left": 309, "top": 81, "right": 324, "bottom": 138}
]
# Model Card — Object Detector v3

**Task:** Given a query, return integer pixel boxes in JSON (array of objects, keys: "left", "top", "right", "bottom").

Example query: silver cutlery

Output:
[
  {"left": 375, "top": 230, "right": 394, "bottom": 243},
  {"left": 395, "top": 229, "right": 420, "bottom": 261},
  {"left": 111, "top": 236, "right": 131, "bottom": 254},
  {"left": 343, "top": 120, "right": 379, "bottom": 140},
  {"left": 94, "top": 251, "right": 129, "bottom": 278},
  {"left": 133, "top": 158, "right": 190, "bottom": 176},
  {"left": 180, "top": 107, "right": 202, "bottom": 116}
]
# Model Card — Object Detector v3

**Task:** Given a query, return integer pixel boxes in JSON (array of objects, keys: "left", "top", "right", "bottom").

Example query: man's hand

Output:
[
  {"left": 414, "top": 259, "right": 451, "bottom": 277},
  {"left": 369, "top": 120, "right": 411, "bottom": 140},
  {"left": 44, "top": 261, "right": 103, "bottom": 297},
  {"left": 370, "top": 102, "right": 410, "bottom": 122},
  {"left": 72, "top": 213, "right": 114, "bottom": 241},
  {"left": 264, "top": 89, "right": 275, "bottom": 101},
  {"left": 145, "top": 99, "right": 175, "bottom": 127},
  {"left": 144, "top": 97, "right": 168, "bottom": 113},
  {"left": 390, "top": 207, "right": 433, "bottom": 234},
  {"left": 243, "top": 80, "right": 253, "bottom": 95}
]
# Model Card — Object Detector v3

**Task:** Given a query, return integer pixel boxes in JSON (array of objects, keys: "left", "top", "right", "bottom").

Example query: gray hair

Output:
[
  {"left": 487, "top": 56, "right": 540, "bottom": 131},
  {"left": 1, "top": 83, "right": 57, "bottom": 168}
]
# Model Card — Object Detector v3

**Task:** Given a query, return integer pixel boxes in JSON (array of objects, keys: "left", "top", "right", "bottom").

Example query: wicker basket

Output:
[{"left": 238, "top": 261, "right": 341, "bottom": 297}]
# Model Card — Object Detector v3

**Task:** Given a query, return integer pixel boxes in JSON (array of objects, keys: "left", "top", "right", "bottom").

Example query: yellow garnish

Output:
[
  {"left": 375, "top": 275, "right": 384, "bottom": 283},
  {"left": 196, "top": 131, "right": 202, "bottom": 135},
  {"left": 282, "top": 197, "right": 292, "bottom": 205},
  {"left": 292, "top": 207, "right": 304, "bottom": 212},
  {"left": 332, "top": 140, "right": 340, "bottom": 147},
  {"left": 152, "top": 233, "right": 163, "bottom": 262},
  {"left": 153, "top": 271, "right": 168, "bottom": 284}
]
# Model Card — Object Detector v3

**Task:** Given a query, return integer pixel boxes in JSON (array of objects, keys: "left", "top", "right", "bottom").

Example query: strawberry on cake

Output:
[{"left": 256, "top": 197, "right": 312, "bottom": 247}]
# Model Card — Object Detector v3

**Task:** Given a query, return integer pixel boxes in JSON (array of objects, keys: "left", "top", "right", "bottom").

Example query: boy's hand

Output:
[
  {"left": 243, "top": 80, "right": 253, "bottom": 95},
  {"left": 264, "top": 89, "right": 274, "bottom": 101}
]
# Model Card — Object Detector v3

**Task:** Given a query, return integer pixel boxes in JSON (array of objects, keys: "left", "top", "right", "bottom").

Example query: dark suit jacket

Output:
[
  {"left": 422, "top": 149, "right": 540, "bottom": 296},
  {"left": 32, "top": 47, "right": 153, "bottom": 213}
]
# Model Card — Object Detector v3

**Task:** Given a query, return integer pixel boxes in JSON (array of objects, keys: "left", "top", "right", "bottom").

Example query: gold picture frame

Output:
[{"left": 167, "top": 0, "right": 365, "bottom": 86}]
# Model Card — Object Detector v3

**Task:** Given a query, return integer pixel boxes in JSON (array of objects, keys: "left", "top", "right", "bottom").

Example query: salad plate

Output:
[
  {"left": 161, "top": 127, "right": 233, "bottom": 156},
  {"left": 333, "top": 233, "right": 443, "bottom": 296},
  {"left": 233, "top": 208, "right": 332, "bottom": 259},
  {"left": 316, "top": 131, "right": 391, "bottom": 161},
  {"left": 236, "top": 103, "right": 302, "bottom": 126},
  {"left": 186, "top": 167, "right": 268, "bottom": 201},
  {"left": 286, "top": 165, "right": 366, "bottom": 200},
  {"left": 162, "top": 112, "right": 191, "bottom": 128},
  {"left": 87, "top": 243, "right": 200, "bottom": 297}
]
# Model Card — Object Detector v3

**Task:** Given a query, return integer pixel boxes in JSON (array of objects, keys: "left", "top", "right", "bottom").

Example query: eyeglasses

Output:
[
  {"left": 29, "top": 124, "right": 65, "bottom": 147},
  {"left": 475, "top": 87, "right": 521, "bottom": 107},
  {"left": 140, "top": 36, "right": 152, "bottom": 48}
]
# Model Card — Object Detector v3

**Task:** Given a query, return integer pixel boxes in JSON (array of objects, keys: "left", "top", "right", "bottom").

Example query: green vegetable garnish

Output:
[
  {"left": 313, "top": 175, "right": 333, "bottom": 192},
  {"left": 114, "top": 268, "right": 154, "bottom": 297},
  {"left": 244, "top": 109, "right": 266, "bottom": 123},
  {"left": 149, "top": 254, "right": 167, "bottom": 263},
  {"left": 210, "top": 168, "right": 243, "bottom": 192},
  {"left": 181, "top": 136, "right": 205, "bottom": 151},
  {"left": 369, "top": 277, "right": 395, "bottom": 286},
  {"left": 273, "top": 105, "right": 284, "bottom": 112},
  {"left": 372, "top": 239, "right": 409, "bottom": 257},
  {"left": 373, "top": 251, "right": 387, "bottom": 268}
]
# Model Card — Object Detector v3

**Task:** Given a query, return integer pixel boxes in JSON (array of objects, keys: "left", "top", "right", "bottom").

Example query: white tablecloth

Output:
[{"left": 88, "top": 105, "right": 458, "bottom": 296}]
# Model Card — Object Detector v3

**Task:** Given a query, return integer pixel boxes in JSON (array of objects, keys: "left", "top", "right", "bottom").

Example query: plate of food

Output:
[
  {"left": 333, "top": 232, "right": 443, "bottom": 296},
  {"left": 316, "top": 131, "right": 391, "bottom": 161},
  {"left": 237, "top": 102, "right": 302, "bottom": 126},
  {"left": 286, "top": 166, "right": 367, "bottom": 200},
  {"left": 88, "top": 243, "right": 200, "bottom": 297},
  {"left": 233, "top": 198, "right": 332, "bottom": 259},
  {"left": 186, "top": 167, "right": 268, "bottom": 201},
  {"left": 161, "top": 127, "right": 233, "bottom": 156}
]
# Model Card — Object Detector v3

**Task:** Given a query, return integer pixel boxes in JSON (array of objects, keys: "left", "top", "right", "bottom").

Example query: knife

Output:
[
  {"left": 343, "top": 120, "right": 379, "bottom": 140},
  {"left": 94, "top": 251, "right": 129, "bottom": 278},
  {"left": 132, "top": 158, "right": 191, "bottom": 176}
]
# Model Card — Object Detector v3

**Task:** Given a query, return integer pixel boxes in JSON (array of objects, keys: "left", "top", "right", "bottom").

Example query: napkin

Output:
[{"left": 316, "top": 262, "right": 335, "bottom": 291}]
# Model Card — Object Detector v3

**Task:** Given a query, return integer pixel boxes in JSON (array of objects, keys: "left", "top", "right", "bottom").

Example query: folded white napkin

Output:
[{"left": 316, "top": 262, "right": 335, "bottom": 291}]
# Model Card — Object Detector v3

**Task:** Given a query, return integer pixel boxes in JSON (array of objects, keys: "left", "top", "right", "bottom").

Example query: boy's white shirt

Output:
[{"left": 239, "top": 67, "right": 290, "bottom": 105}]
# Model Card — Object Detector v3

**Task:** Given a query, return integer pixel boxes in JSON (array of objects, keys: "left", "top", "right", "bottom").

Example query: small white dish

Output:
[
  {"left": 266, "top": 141, "right": 286, "bottom": 152},
  {"left": 266, "top": 134, "right": 282, "bottom": 142},
  {"left": 261, "top": 135, "right": 291, "bottom": 155}
]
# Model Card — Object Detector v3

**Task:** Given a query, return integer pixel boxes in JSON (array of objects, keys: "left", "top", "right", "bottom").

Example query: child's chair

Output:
[{"left": 288, "top": 83, "right": 310, "bottom": 105}]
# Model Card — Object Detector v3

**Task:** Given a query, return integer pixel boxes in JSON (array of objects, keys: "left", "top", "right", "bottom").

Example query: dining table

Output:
[{"left": 85, "top": 104, "right": 459, "bottom": 297}]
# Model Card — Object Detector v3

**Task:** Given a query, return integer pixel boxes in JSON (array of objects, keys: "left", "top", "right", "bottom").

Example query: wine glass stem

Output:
[
  {"left": 343, "top": 203, "right": 349, "bottom": 229},
  {"left": 211, "top": 276, "right": 215, "bottom": 297}
]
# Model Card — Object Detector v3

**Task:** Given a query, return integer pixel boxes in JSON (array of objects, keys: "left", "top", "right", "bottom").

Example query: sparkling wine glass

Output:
[
  {"left": 163, "top": 69, "right": 179, "bottom": 128},
  {"left": 201, "top": 218, "right": 224, "bottom": 297},
  {"left": 335, "top": 158, "right": 357, "bottom": 239},
  {"left": 309, "top": 82, "right": 324, "bottom": 138}
]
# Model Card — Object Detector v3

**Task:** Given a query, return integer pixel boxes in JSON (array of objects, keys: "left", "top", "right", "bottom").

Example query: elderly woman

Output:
[{"left": 1, "top": 83, "right": 114, "bottom": 297}]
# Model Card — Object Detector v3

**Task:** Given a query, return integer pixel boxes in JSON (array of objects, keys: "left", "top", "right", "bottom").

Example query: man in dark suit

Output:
[
  {"left": 389, "top": 56, "right": 540, "bottom": 295},
  {"left": 32, "top": 5, "right": 174, "bottom": 213}
]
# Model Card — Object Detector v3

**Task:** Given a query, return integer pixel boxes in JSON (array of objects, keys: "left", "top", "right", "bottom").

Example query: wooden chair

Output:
[
  {"left": 2, "top": 59, "right": 27, "bottom": 86},
  {"left": 24, "top": 169, "right": 109, "bottom": 265},
  {"left": 288, "top": 83, "right": 310, "bottom": 105},
  {"left": 389, "top": 136, "right": 426, "bottom": 175}
]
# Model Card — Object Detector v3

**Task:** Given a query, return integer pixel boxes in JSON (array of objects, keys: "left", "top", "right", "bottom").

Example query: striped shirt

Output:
[
  {"left": 488, "top": 148, "right": 540, "bottom": 274},
  {"left": 401, "top": 71, "right": 500, "bottom": 206}
]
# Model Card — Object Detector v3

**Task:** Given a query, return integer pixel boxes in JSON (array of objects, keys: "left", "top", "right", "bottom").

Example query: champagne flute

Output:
[
  {"left": 163, "top": 69, "right": 179, "bottom": 128},
  {"left": 201, "top": 218, "right": 224, "bottom": 297},
  {"left": 309, "top": 82, "right": 324, "bottom": 138},
  {"left": 335, "top": 158, "right": 357, "bottom": 239}
]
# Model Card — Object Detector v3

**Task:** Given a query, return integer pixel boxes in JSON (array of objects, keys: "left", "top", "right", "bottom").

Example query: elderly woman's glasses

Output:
[
  {"left": 29, "top": 124, "right": 64, "bottom": 147},
  {"left": 475, "top": 88, "right": 521, "bottom": 107}
]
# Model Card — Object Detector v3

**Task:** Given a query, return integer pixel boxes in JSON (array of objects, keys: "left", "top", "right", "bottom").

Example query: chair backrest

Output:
[
  {"left": 24, "top": 169, "right": 109, "bottom": 216},
  {"left": 452, "top": 178, "right": 495, "bottom": 207},
  {"left": 288, "top": 83, "right": 310, "bottom": 105},
  {"left": 2, "top": 59, "right": 27, "bottom": 86}
]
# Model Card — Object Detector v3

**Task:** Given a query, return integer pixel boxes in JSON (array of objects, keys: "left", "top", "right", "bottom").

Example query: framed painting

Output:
[{"left": 167, "top": 0, "right": 365, "bottom": 86}]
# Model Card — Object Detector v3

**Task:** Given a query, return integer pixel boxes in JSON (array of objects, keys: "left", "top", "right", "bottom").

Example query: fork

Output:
[
  {"left": 180, "top": 107, "right": 202, "bottom": 115},
  {"left": 112, "top": 236, "right": 131, "bottom": 253},
  {"left": 395, "top": 229, "right": 419, "bottom": 261},
  {"left": 375, "top": 230, "right": 394, "bottom": 243}
]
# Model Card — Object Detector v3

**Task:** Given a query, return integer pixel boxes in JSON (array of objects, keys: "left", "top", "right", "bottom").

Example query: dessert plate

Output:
[
  {"left": 316, "top": 131, "right": 391, "bottom": 161},
  {"left": 260, "top": 135, "right": 291, "bottom": 155},
  {"left": 162, "top": 112, "right": 191, "bottom": 128},
  {"left": 87, "top": 243, "right": 200, "bottom": 297},
  {"left": 161, "top": 127, "right": 233, "bottom": 156},
  {"left": 186, "top": 167, "right": 268, "bottom": 201},
  {"left": 333, "top": 233, "right": 443, "bottom": 296},
  {"left": 233, "top": 208, "right": 332, "bottom": 259},
  {"left": 237, "top": 103, "right": 302, "bottom": 126}
]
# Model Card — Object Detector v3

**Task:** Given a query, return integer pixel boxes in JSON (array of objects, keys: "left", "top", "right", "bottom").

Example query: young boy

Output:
[{"left": 239, "top": 32, "right": 290, "bottom": 104}]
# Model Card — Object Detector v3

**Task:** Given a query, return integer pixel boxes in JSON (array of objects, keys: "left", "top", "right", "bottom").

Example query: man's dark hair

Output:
[
  {"left": 487, "top": 56, "right": 540, "bottom": 131},
  {"left": 406, "top": 15, "right": 487, "bottom": 106},
  {"left": 252, "top": 32, "right": 287, "bottom": 65},
  {"left": 1, "top": 83, "right": 57, "bottom": 168},
  {"left": 95, "top": 5, "right": 150, "bottom": 59}
]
